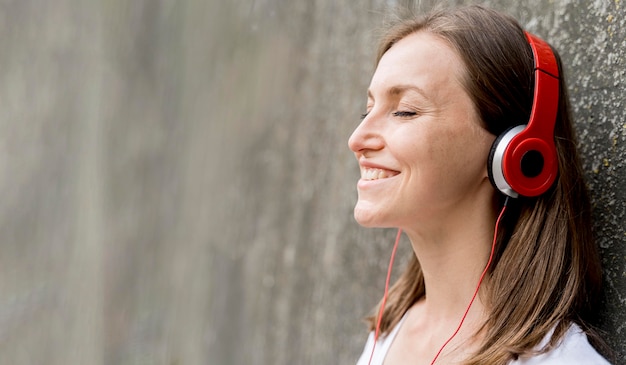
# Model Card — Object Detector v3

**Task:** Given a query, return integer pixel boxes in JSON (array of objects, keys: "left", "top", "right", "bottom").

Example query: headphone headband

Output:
[{"left": 522, "top": 32, "right": 560, "bottom": 145}]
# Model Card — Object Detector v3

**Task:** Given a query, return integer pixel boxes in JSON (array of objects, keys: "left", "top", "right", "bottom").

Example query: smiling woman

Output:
[
  {"left": 349, "top": 30, "right": 492, "bottom": 232},
  {"left": 350, "top": 5, "right": 612, "bottom": 365}
]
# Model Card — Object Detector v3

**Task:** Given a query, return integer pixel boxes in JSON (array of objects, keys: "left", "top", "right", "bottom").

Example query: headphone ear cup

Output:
[{"left": 488, "top": 125, "right": 525, "bottom": 198}]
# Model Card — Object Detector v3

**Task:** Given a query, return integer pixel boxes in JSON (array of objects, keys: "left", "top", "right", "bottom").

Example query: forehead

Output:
[{"left": 369, "top": 32, "right": 467, "bottom": 98}]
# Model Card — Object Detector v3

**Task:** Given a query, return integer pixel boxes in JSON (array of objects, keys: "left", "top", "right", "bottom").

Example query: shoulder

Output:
[{"left": 510, "top": 324, "right": 611, "bottom": 365}]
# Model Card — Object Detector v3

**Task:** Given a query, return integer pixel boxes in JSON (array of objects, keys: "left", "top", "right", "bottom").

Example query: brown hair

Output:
[{"left": 366, "top": 5, "right": 606, "bottom": 364}]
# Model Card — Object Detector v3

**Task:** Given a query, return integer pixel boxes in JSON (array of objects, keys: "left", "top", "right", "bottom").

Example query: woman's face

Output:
[{"left": 348, "top": 31, "right": 495, "bottom": 230}]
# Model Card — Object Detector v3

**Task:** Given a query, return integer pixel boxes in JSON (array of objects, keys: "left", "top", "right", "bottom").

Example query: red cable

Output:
[
  {"left": 367, "top": 201, "right": 508, "bottom": 365},
  {"left": 367, "top": 228, "right": 403, "bottom": 365},
  {"left": 430, "top": 203, "right": 508, "bottom": 364}
]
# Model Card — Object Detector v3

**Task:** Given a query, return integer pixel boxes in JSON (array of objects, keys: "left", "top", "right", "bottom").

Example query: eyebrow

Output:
[{"left": 367, "top": 84, "right": 429, "bottom": 100}]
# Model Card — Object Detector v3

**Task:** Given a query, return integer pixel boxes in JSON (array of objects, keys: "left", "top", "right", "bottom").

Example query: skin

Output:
[{"left": 348, "top": 31, "right": 499, "bottom": 364}]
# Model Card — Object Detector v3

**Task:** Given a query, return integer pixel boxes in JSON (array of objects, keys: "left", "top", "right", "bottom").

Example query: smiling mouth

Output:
[{"left": 360, "top": 167, "right": 400, "bottom": 181}]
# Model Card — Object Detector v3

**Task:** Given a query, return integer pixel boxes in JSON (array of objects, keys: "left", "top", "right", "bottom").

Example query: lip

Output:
[
  {"left": 356, "top": 159, "right": 401, "bottom": 189},
  {"left": 357, "top": 173, "right": 400, "bottom": 189},
  {"left": 358, "top": 159, "right": 400, "bottom": 173}
]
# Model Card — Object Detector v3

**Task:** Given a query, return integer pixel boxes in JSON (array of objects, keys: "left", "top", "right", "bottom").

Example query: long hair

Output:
[{"left": 365, "top": 5, "right": 605, "bottom": 364}]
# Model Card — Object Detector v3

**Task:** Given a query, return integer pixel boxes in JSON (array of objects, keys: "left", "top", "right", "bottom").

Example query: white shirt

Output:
[{"left": 356, "top": 316, "right": 611, "bottom": 365}]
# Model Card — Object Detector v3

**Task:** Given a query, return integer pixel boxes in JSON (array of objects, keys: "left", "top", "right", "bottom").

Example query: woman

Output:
[{"left": 349, "top": 5, "right": 611, "bottom": 365}]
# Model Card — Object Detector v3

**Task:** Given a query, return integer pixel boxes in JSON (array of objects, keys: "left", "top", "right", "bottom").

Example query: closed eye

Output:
[{"left": 392, "top": 111, "right": 417, "bottom": 118}]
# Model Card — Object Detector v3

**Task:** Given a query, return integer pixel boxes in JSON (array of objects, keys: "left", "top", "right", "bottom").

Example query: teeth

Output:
[{"left": 361, "top": 168, "right": 397, "bottom": 181}]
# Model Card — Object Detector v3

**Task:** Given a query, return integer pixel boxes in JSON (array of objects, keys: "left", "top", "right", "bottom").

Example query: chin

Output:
[{"left": 353, "top": 205, "right": 386, "bottom": 228}]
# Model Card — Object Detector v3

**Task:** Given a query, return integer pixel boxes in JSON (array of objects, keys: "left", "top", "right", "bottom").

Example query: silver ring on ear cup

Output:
[{"left": 489, "top": 125, "right": 525, "bottom": 198}]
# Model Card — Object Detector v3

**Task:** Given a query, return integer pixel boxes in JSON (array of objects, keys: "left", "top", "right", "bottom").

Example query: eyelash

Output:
[
  {"left": 360, "top": 110, "right": 418, "bottom": 120},
  {"left": 392, "top": 111, "right": 417, "bottom": 118}
]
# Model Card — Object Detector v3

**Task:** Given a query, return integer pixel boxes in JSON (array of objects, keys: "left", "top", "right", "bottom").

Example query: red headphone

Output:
[{"left": 488, "top": 32, "right": 560, "bottom": 198}]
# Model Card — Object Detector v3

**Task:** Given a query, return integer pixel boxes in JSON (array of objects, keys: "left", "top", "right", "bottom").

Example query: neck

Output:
[{"left": 404, "top": 194, "right": 499, "bottom": 323}]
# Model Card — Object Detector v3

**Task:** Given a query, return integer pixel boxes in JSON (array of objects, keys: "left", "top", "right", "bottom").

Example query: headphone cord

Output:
[
  {"left": 367, "top": 196, "right": 510, "bottom": 365},
  {"left": 429, "top": 196, "right": 509, "bottom": 364},
  {"left": 367, "top": 228, "right": 403, "bottom": 365}
]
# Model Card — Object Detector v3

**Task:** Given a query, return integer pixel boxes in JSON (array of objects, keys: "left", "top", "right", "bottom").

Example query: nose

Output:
[{"left": 348, "top": 114, "right": 384, "bottom": 154}]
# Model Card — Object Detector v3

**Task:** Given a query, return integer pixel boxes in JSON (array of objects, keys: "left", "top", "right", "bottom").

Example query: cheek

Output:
[
  {"left": 430, "top": 126, "right": 491, "bottom": 185},
  {"left": 450, "top": 130, "right": 492, "bottom": 179},
  {"left": 422, "top": 128, "right": 462, "bottom": 175}
]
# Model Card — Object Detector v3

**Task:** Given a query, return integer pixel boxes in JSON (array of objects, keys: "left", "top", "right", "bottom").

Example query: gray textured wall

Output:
[{"left": 0, "top": 0, "right": 623, "bottom": 364}]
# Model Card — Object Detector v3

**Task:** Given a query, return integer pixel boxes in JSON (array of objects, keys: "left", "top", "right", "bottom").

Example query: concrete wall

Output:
[{"left": 0, "top": 0, "right": 623, "bottom": 364}]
